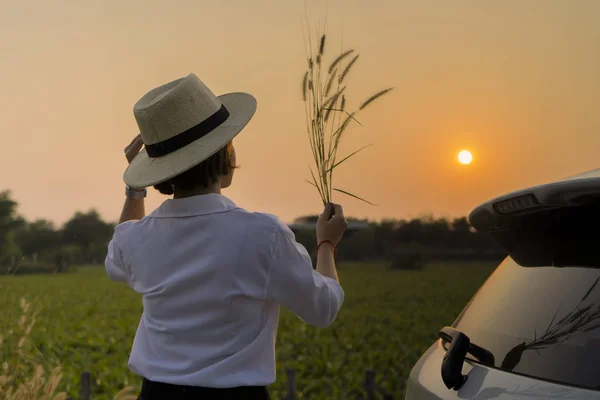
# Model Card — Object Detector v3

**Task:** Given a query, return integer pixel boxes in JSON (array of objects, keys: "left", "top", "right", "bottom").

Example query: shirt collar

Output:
[{"left": 149, "top": 193, "right": 239, "bottom": 218}]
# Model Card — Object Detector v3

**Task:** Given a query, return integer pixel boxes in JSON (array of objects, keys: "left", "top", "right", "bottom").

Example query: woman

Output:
[{"left": 105, "top": 73, "right": 347, "bottom": 399}]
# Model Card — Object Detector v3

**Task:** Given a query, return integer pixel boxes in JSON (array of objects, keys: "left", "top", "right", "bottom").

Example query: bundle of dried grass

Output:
[{"left": 301, "top": 20, "right": 393, "bottom": 206}]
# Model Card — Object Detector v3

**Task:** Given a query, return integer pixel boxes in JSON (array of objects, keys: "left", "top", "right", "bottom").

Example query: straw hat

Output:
[{"left": 123, "top": 73, "right": 257, "bottom": 189}]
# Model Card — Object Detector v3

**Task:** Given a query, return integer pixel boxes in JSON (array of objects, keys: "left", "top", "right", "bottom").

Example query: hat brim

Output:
[{"left": 123, "top": 92, "right": 257, "bottom": 189}]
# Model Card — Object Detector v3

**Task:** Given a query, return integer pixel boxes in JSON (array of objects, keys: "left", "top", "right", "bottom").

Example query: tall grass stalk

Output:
[
  {"left": 0, "top": 298, "right": 67, "bottom": 400},
  {"left": 301, "top": 18, "right": 393, "bottom": 206},
  {"left": 0, "top": 298, "right": 137, "bottom": 400}
]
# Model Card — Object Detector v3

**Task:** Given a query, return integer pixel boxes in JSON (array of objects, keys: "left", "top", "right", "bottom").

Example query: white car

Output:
[{"left": 404, "top": 169, "right": 600, "bottom": 399}]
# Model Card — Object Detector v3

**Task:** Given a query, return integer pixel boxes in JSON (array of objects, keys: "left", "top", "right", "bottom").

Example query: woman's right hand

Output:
[
  {"left": 316, "top": 203, "right": 348, "bottom": 245},
  {"left": 125, "top": 134, "right": 144, "bottom": 164}
]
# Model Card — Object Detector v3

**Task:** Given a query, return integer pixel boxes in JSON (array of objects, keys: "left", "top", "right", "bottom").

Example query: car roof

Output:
[
  {"left": 558, "top": 167, "right": 600, "bottom": 181},
  {"left": 469, "top": 168, "right": 600, "bottom": 232}
]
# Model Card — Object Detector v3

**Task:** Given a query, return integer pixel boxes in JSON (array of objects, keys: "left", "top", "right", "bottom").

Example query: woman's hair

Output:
[{"left": 153, "top": 142, "right": 237, "bottom": 195}]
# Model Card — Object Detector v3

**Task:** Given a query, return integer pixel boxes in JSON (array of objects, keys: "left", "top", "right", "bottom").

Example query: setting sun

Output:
[{"left": 458, "top": 150, "right": 473, "bottom": 165}]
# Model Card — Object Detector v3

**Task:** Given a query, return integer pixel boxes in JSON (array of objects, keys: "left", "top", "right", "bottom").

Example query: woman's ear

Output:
[{"left": 220, "top": 169, "right": 234, "bottom": 189}]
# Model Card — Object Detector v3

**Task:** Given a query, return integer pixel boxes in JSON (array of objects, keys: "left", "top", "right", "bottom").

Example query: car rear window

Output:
[{"left": 453, "top": 205, "right": 600, "bottom": 391}]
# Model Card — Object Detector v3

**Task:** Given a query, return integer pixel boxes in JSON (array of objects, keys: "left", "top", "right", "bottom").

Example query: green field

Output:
[{"left": 0, "top": 262, "right": 496, "bottom": 399}]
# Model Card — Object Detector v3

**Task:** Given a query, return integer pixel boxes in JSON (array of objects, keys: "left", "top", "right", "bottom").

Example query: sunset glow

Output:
[{"left": 458, "top": 150, "right": 473, "bottom": 165}]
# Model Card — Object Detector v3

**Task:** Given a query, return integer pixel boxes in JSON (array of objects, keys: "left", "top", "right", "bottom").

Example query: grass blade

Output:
[
  {"left": 330, "top": 111, "right": 362, "bottom": 133},
  {"left": 340, "top": 54, "right": 359, "bottom": 82},
  {"left": 322, "top": 86, "right": 346, "bottom": 113},
  {"left": 322, "top": 143, "right": 374, "bottom": 176},
  {"left": 330, "top": 112, "right": 361, "bottom": 153},
  {"left": 328, "top": 49, "right": 354, "bottom": 74},
  {"left": 581, "top": 276, "right": 600, "bottom": 303},
  {"left": 323, "top": 87, "right": 346, "bottom": 122},
  {"left": 359, "top": 88, "right": 394, "bottom": 110},
  {"left": 333, "top": 188, "right": 378, "bottom": 205},
  {"left": 324, "top": 69, "right": 337, "bottom": 97},
  {"left": 310, "top": 166, "right": 327, "bottom": 205}
]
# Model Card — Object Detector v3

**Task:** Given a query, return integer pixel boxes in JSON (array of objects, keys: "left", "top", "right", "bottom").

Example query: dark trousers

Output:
[{"left": 137, "top": 378, "right": 270, "bottom": 400}]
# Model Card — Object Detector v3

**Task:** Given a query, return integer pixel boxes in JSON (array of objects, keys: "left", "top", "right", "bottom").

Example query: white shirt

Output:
[{"left": 104, "top": 194, "right": 344, "bottom": 387}]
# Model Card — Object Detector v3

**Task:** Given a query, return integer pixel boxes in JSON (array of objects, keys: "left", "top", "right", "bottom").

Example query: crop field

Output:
[{"left": 0, "top": 262, "right": 496, "bottom": 399}]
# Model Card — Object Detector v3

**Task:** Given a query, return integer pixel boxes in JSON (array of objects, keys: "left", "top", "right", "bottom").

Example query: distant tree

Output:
[
  {"left": 57, "top": 244, "right": 84, "bottom": 266},
  {"left": 400, "top": 218, "right": 425, "bottom": 233},
  {"left": 62, "top": 210, "right": 114, "bottom": 262},
  {"left": 14, "top": 219, "right": 61, "bottom": 259},
  {"left": 337, "top": 227, "right": 376, "bottom": 261},
  {"left": 294, "top": 215, "right": 319, "bottom": 224},
  {"left": 451, "top": 217, "right": 472, "bottom": 232},
  {"left": 374, "top": 219, "right": 397, "bottom": 256},
  {"left": 407, "top": 214, "right": 450, "bottom": 233},
  {"left": 430, "top": 217, "right": 451, "bottom": 233},
  {"left": 346, "top": 217, "right": 369, "bottom": 223},
  {"left": 0, "top": 191, "right": 24, "bottom": 263}
]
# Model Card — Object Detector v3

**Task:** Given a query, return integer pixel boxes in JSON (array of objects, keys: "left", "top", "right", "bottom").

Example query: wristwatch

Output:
[{"left": 126, "top": 186, "right": 147, "bottom": 199}]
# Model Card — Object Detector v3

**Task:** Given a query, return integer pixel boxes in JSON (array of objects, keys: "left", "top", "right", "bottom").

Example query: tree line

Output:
[
  {"left": 0, "top": 191, "right": 114, "bottom": 272},
  {"left": 0, "top": 190, "right": 505, "bottom": 273},
  {"left": 291, "top": 215, "right": 505, "bottom": 269}
]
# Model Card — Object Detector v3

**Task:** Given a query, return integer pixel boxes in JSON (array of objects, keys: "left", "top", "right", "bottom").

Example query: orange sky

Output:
[{"left": 1, "top": 0, "right": 599, "bottom": 226}]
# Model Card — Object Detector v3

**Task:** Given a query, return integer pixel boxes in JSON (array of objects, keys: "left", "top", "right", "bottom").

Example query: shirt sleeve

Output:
[
  {"left": 264, "top": 220, "right": 344, "bottom": 328},
  {"left": 104, "top": 238, "right": 132, "bottom": 286}
]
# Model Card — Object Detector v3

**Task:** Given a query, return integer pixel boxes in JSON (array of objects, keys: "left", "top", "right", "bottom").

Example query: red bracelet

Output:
[{"left": 316, "top": 240, "right": 336, "bottom": 257}]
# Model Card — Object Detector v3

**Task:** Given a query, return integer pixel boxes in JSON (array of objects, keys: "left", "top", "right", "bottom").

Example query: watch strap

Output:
[{"left": 126, "top": 186, "right": 147, "bottom": 199}]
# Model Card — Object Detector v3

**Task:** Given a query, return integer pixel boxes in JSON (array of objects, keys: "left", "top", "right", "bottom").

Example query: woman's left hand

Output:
[{"left": 125, "top": 134, "right": 144, "bottom": 164}]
